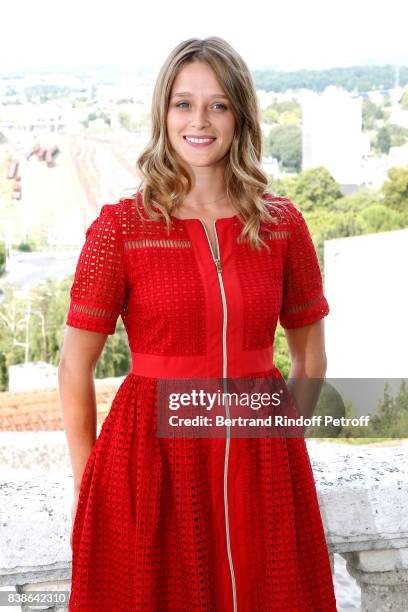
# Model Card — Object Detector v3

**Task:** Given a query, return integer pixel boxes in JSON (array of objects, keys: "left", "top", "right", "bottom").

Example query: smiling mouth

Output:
[{"left": 183, "top": 136, "right": 217, "bottom": 147}]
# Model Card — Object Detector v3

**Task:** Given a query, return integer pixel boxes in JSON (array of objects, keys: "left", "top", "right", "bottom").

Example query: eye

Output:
[{"left": 175, "top": 102, "right": 228, "bottom": 111}]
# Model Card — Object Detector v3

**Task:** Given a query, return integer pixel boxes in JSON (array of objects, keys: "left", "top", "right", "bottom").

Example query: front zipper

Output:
[{"left": 199, "top": 219, "right": 238, "bottom": 612}]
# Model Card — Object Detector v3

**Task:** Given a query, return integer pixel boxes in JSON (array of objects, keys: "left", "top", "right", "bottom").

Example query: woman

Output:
[{"left": 59, "top": 36, "right": 337, "bottom": 611}]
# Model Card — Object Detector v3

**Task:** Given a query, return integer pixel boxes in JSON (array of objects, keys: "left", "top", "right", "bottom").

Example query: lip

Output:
[
  {"left": 183, "top": 135, "right": 216, "bottom": 148},
  {"left": 183, "top": 135, "right": 216, "bottom": 139}
]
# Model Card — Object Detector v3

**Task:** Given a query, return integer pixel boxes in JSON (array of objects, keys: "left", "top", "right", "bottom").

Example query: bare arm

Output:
[
  {"left": 58, "top": 327, "right": 108, "bottom": 492},
  {"left": 284, "top": 318, "right": 327, "bottom": 424}
]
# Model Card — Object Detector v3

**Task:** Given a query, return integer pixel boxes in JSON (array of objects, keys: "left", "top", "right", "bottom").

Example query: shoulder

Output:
[
  {"left": 89, "top": 197, "right": 138, "bottom": 238},
  {"left": 98, "top": 196, "right": 136, "bottom": 222},
  {"left": 261, "top": 192, "right": 304, "bottom": 228}
]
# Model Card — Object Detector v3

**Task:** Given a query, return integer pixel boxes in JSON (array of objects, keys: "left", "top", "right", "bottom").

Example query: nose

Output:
[{"left": 190, "top": 105, "right": 211, "bottom": 129}]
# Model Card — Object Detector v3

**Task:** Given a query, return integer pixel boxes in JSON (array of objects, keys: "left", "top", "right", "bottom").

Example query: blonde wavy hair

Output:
[{"left": 133, "top": 36, "right": 285, "bottom": 250}]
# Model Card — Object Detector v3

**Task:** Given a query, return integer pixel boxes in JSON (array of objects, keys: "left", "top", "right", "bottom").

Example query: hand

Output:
[{"left": 70, "top": 489, "right": 80, "bottom": 550}]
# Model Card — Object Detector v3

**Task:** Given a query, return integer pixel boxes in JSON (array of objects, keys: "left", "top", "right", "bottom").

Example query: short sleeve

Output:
[
  {"left": 279, "top": 202, "right": 330, "bottom": 329},
  {"left": 66, "top": 204, "right": 127, "bottom": 335}
]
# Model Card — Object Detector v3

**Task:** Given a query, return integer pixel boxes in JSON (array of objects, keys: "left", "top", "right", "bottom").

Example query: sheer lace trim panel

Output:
[
  {"left": 70, "top": 302, "right": 116, "bottom": 320},
  {"left": 124, "top": 239, "right": 192, "bottom": 249},
  {"left": 283, "top": 293, "right": 325, "bottom": 315},
  {"left": 237, "top": 230, "right": 290, "bottom": 244}
]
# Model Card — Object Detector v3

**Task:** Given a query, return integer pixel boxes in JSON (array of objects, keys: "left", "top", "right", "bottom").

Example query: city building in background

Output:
[{"left": 301, "top": 87, "right": 365, "bottom": 190}]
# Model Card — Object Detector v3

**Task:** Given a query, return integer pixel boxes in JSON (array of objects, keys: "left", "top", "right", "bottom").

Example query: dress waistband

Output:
[{"left": 130, "top": 346, "right": 275, "bottom": 379}]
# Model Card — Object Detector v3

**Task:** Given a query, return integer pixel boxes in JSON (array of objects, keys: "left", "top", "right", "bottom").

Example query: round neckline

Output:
[
  {"left": 170, "top": 214, "right": 239, "bottom": 223},
  {"left": 146, "top": 198, "right": 240, "bottom": 223}
]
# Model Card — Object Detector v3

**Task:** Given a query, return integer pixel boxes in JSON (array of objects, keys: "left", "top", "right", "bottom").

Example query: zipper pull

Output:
[{"left": 214, "top": 258, "right": 222, "bottom": 273}]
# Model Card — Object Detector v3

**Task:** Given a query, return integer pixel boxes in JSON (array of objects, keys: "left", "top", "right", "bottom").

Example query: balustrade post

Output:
[{"left": 343, "top": 550, "right": 408, "bottom": 612}]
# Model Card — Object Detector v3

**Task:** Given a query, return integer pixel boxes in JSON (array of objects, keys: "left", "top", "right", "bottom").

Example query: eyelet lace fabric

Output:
[
  {"left": 66, "top": 205, "right": 127, "bottom": 335},
  {"left": 278, "top": 204, "right": 330, "bottom": 329},
  {"left": 65, "top": 193, "right": 336, "bottom": 611}
]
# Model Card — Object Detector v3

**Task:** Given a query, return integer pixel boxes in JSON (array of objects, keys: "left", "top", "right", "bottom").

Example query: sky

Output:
[{"left": 1, "top": 0, "right": 407, "bottom": 73}]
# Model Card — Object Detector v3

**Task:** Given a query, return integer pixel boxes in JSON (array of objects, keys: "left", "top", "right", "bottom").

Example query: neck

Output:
[{"left": 184, "top": 162, "right": 227, "bottom": 205}]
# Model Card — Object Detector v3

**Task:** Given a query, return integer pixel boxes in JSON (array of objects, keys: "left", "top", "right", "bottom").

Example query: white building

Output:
[
  {"left": 0, "top": 103, "right": 66, "bottom": 135},
  {"left": 262, "top": 155, "right": 280, "bottom": 175},
  {"left": 361, "top": 142, "right": 408, "bottom": 190},
  {"left": 323, "top": 228, "right": 408, "bottom": 418},
  {"left": 300, "top": 87, "right": 364, "bottom": 186},
  {"left": 324, "top": 228, "right": 408, "bottom": 379},
  {"left": 388, "top": 108, "right": 408, "bottom": 129},
  {"left": 257, "top": 89, "right": 277, "bottom": 111}
]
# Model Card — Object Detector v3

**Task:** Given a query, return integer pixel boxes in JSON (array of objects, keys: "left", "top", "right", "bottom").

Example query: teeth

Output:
[{"left": 185, "top": 137, "right": 214, "bottom": 143}]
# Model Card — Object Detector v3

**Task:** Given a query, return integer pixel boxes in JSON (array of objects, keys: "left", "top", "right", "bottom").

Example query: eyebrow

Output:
[{"left": 172, "top": 92, "right": 229, "bottom": 99}]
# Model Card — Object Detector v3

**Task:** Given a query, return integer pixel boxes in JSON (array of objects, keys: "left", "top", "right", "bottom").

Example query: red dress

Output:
[{"left": 66, "top": 191, "right": 337, "bottom": 611}]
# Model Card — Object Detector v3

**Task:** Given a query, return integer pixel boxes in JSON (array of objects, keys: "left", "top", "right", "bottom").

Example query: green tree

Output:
[
  {"left": 278, "top": 110, "right": 299, "bottom": 126},
  {"left": 99, "top": 112, "right": 111, "bottom": 127},
  {"left": 253, "top": 64, "right": 404, "bottom": 94},
  {"left": 381, "top": 166, "right": 408, "bottom": 225},
  {"left": 401, "top": 88, "right": 408, "bottom": 110},
  {"left": 370, "top": 384, "right": 399, "bottom": 437},
  {"left": 273, "top": 325, "right": 291, "bottom": 379},
  {"left": 0, "top": 278, "right": 131, "bottom": 392},
  {"left": 263, "top": 107, "right": 279, "bottom": 124},
  {"left": 331, "top": 188, "right": 382, "bottom": 214},
  {"left": 266, "top": 124, "right": 302, "bottom": 172},
  {"left": 305, "top": 383, "right": 346, "bottom": 439},
  {"left": 96, "top": 330, "right": 130, "bottom": 378},
  {"left": 263, "top": 100, "right": 301, "bottom": 125},
  {"left": 41, "top": 277, "right": 130, "bottom": 377},
  {"left": 0, "top": 350, "right": 7, "bottom": 390},
  {"left": 118, "top": 112, "right": 133, "bottom": 131},
  {"left": 358, "top": 204, "right": 402, "bottom": 232},
  {"left": 362, "top": 98, "right": 384, "bottom": 130},
  {"left": 327, "top": 211, "right": 365, "bottom": 237},
  {"left": 0, "top": 241, "right": 6, "bottom": 275},
  {"left": 388, "top": 123, "right": 408, "bottom": 147},
  {"left": 383, "top": 95, "right": 392, "bottom": 107},
  {"left": 376, "top": 126, "right": 391, "bottom": 154},
  {"left": 281, "top": 167, "right": 343, "bottom": 212}
]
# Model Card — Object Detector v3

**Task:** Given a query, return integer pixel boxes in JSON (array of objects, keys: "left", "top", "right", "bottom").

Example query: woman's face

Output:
[{"left": 166, "top": 61, "right": 236, "bottom": 170}]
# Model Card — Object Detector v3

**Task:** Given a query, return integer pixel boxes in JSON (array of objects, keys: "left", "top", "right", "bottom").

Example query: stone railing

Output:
[
  {"left": 1, "top": 433, "right": 408, "bottom": 611},
  {"left": 314, "top": 440, "right": 408, "bottom": 611}
]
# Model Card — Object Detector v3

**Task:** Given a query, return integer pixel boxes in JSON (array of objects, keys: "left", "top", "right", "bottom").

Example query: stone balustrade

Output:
[{"left": 1, "top": 433, "right": 408, "bottom": 611}]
